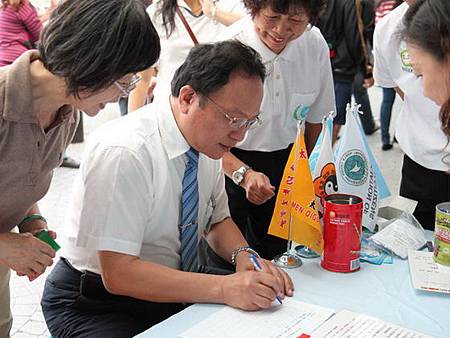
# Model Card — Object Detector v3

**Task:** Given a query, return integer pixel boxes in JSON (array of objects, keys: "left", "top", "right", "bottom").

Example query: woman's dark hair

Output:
[
  {"left": 157, "top": 0, "right": 178, "bottom": 37},
  {"left": 243, "top": 0, "right": 327, "bottom": 25},
  {"left": 402, "top": 0, "right": 450, "bottom": 139},
  {"left": 38, "top": 0, "right": 161, "bottom": 97},
  {"left": 171, "top": 40, "right": 265, "bottom": 100}
]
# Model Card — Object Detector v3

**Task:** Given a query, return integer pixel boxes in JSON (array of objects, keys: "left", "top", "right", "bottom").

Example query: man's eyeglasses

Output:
[
  {"left": 204, "top": 95, "right": 262, "bottom": 130},
  {"left": 114, "top": 74, "right": 142, "bottom": 97}
]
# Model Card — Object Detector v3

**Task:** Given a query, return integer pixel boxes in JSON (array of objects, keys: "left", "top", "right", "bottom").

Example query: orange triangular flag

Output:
[{"left": 268, "top": 128, "right": 323, "bottom": 254}]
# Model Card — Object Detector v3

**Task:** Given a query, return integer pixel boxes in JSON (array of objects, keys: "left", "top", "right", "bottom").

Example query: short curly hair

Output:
[{"left": 243, "top": 0, "right": 327, "bottom": 24}]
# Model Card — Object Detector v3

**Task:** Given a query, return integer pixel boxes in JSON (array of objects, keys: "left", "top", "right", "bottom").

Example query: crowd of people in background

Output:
[{"left": 0, "top": 0, "right": 448, "bottom": 337}]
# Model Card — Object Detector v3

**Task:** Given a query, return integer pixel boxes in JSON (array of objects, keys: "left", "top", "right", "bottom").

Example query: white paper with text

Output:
[
  {"left": 311, "top": 309, "right": 433, "bottom": 338},
  {"left": 179, "top": 299, "right": 334, "bottom": 338},
  {"left": 408, "top": 250, "right": 450, "bottom": 294}
]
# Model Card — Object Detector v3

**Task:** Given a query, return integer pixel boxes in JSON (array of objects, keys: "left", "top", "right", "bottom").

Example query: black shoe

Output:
[
  {"left": 61, "top": 156, "right": 80, "bottom": 169},
  {"left": 382, "top": 143, "right": 393, "bottom": 151}
]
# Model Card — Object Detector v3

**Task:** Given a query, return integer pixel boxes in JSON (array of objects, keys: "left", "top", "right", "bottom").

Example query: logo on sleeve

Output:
[{"left": 400, "top": 44, "right": 414, "bottom": 73}]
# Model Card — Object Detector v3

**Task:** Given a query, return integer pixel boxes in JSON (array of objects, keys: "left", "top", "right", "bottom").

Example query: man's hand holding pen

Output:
[{"left": 221, "top": 252, "right": 294, "bottom": 311}]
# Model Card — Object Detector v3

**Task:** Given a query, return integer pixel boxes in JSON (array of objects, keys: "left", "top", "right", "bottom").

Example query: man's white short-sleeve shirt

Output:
[
  {"left": 62, "top": 97, "right": 230, "bottom": 274},
  {"left": 373, "top": 3, "right": 449, "bottom": 171},
  {"left": 221, "top": 16, "right": 336, "bottom": 152}
]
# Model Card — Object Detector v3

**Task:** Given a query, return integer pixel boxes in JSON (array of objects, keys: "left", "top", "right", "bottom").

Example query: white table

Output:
[{"left": 137, "top": 249, "right": 449, "bottom": 338}]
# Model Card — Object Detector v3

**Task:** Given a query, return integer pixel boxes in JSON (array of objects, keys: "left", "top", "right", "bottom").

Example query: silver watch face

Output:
[
  {"left": 232, "top": 165, "right": 250, "bottom": 185},
  {"left": 232, "top": 171, "right": 244, "bottom": 184}
]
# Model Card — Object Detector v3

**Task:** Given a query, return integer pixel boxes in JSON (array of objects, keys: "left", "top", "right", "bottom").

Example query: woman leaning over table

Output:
[
  {"left": 0, "top": 0, "right": 160, "bottom": 336},
  {"left": 221, "top": 0, "right": 335, "bottom": 260},
  {"left": 127, "top": 0, "right": 245, "bottom": 112},
  {"left": 402, "top": 0, "right": 450, "bottom": 145}
]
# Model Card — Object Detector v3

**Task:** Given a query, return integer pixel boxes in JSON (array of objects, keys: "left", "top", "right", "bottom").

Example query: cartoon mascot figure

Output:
[{"left": 313, "top": 163, "right": 338, "bottom": 219}]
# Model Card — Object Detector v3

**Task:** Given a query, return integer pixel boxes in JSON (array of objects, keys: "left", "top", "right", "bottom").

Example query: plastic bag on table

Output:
[
  {"left": 360, "top": 231, "right": 393, "bottom": 265},
  {"left": 368, "top": 212, "right": 427, "bottom": 259}
]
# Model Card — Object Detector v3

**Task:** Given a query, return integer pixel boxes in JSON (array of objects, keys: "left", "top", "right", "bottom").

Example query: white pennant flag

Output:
[
  {"left": 335, "top": 103, "right": 379, "bottom": 231},
  {"left": 310, "top": 115, "right": 338, "bottom": 227}
]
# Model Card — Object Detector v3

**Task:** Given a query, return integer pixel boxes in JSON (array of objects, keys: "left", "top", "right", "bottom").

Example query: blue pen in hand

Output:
[{"left": 249, "top": 254, "right": 283, "bottom": 305}]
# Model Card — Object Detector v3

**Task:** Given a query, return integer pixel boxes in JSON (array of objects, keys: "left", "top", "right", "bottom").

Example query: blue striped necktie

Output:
[{"left": 180, "top": 148, "right": 199, "bottom": 272}]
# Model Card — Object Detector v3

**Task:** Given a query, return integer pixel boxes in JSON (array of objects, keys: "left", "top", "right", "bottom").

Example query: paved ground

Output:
[{"left": 9, "top": 86, "right": 405, "bottom": 337}]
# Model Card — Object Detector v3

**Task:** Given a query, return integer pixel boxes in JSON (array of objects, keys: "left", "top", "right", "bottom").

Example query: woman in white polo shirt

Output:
[
  {"left": 128, "top": 0, "right": 245, "bottom": 112},
  {"left": 221, "top": 0, "right": 335, "bottom": 259},
  {"left": 374, "top": 0, "right": 449, "bottom": 230},
  {"left": 402, "top": 0, "right": 450, "bottom": 141}
]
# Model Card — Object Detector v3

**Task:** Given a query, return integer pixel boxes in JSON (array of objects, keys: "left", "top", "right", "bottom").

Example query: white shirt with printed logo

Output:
[
  {"left": 220, "top": 16, "right": 336, "bottom": 152},
  {"left": 62, "top": 97, "right": 230, "bottom": 274},
  {"left": 373, "top": 3, "right": 449, "bottom": 171}
]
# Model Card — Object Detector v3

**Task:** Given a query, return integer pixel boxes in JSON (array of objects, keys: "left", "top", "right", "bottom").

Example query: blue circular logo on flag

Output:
[{"left": 340, "top": 150, "right": 368, "bottom": 185}]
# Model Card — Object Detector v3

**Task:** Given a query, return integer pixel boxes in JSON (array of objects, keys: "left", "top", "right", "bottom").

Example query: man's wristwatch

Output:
[{"left": 231, "top": 165, "right": 251, "bottom": 186}]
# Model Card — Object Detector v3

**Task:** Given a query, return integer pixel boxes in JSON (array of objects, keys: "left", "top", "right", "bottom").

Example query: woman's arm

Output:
[
  {"left": 200, "top": 0, "right": 243, "bottom": 27},
  {"left": 19, "top": 1, "right": 43, "bottom": 42}
]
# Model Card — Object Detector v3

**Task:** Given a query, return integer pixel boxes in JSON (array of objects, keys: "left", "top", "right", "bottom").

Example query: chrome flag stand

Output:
[{"left": 273, "top": 108, "right": 309, "bottom": 269}]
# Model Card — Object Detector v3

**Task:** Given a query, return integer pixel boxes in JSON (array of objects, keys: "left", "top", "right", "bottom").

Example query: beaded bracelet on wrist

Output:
[{"left": 231, "top": 246, "right": 260, "bottom": 266}]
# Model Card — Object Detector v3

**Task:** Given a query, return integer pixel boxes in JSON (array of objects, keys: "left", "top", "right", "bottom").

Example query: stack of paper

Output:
[{"left": 179, "top": 298, "right": 431, "bottom": 338}]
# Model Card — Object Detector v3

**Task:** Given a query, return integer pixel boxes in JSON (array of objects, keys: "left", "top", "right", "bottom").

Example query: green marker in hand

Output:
[{"left": 35, "top": 230, "right": 61, "bottom": 252}]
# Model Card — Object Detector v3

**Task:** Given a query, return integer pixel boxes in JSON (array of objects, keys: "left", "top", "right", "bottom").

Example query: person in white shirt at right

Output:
[
  {"left": 373, "top": 0, "right": 450, "bottom": 230},
  {"left": 401, "top": 0, "right": 450, "bottom": 142}
]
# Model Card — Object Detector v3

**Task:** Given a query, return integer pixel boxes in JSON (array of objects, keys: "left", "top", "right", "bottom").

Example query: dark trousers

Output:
[
  {"left": 226, "top": 146, "right": 292, "bottom": 260},
  {"left": 333, "top": 80, "right": 353, "bottom": 125},
  {"left": 41, "top": 258, "right": 185, "bottom": 338},
  {"left": 400, "top": 154, "right": 450, "bottom": 230},
  {"left": 380, "top": 87, "right": 396, "bottom": 145},
  {"left": 352, "top": 72, "right": 376, "bottom": 134}
]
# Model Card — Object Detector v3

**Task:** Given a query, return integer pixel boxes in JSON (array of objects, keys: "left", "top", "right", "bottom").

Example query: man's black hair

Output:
[{"left": 171, "top": 40, "right": 265, "bottom": 99}]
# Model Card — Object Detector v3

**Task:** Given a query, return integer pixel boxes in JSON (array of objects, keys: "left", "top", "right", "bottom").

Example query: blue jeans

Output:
[
  {"left": 380, "top": 87, "right": 396, "bottom": 145},
  {"left": 333, "top": 80, "right": 353, "bottom": 125}
]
